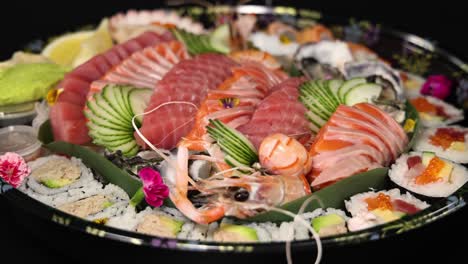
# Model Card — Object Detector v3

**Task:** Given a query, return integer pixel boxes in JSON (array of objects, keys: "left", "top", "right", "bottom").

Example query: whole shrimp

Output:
[{"left": 162, "top": 133, "right": 312, "bottom": 225}]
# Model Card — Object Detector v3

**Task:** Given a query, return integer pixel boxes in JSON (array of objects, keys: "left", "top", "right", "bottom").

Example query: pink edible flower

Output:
[
  {"left": 420, "top": 75, "right": 452, "bottom": 100},
  {"left": 138, "top": 167, "right": 169, "bottom": 207},
  {"left": 0, "top": 152, "right": 30, "bottom": 188}
]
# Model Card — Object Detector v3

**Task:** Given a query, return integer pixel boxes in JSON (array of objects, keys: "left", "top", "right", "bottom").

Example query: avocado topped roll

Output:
[
  {"left": 389, "top": 152, "right": 468, "bottom": 197},
  {"left": 409, "top": 96, "right": 464, "bottom": 127},
  {"left": 20, "top": 155, "right": 103, "bottom": 207}
]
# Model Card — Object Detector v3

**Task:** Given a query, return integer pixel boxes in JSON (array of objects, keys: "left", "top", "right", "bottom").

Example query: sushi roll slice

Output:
[
  {"left": 345, "top": 189, "right": 429, "bottom": 232},
  {"left": 389, "top": 152, "right": 468, "bottom": 197},
  {"left": 414, "top": 126, "right": 468, "bottom": 163},
  {"left": 400, "top": 71, "right": 425, "bottom": 98},
  {"left": 20, "top": 155, "right": 103, "bottom": 207},
  {"left": 56, "top": 184, "right": 129, "bottom": 222},
  {"left": 409, "top": 96, "right": 464, "bottom": 127}
]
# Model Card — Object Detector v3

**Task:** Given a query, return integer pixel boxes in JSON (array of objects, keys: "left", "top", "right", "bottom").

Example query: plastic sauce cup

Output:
[{"left": 0, "top": 125, "right": 42, "bottom": 162}]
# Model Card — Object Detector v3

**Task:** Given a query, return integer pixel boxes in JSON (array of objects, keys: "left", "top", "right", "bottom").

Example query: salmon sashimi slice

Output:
[
  {"left": 136, "top": 54, "right": 238, "bottom": 150},
  {"left": 354, "top": 103, "right": 408, "bottom": 143},
  {"left": 88, "top": 41, "right": 190, "bottom": 98},
  {"left": 180, "top": 62, "right": 288, "bottom": 151},
  {"left": 312, "top": 144, "right": 385, "bottom": 171},
  {"left": 311, "top": 155, "right": 382, "bottom": 187},
  {"left": 229, "top": 50, "right": 282, "bottom": 70},
  {"left": 336, "top": 105, "right": 405, "bottom": 153},
  {"left": 50, "top": 31, "right": 174, "bottom": 144},
  {"left": 307, "top": 103, "right": 407, "bottom": 187},
  {"left": 323, "top": 126, "right": 392, "bottom": 165}
]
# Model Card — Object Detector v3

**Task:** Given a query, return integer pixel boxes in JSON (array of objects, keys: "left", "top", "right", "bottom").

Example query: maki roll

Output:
[
  {"left": 20, "top": 155, "right": 103, "bottom": 207},
  {"left": 414, "top": 126, "right": 468, "bottom": 163},
  {"left": 345, "top": 189, "right": 429, "bottom": 231},
  {"left": 389, "top": 152, "right": 468, "bottom": 197},
  {"left": 409, "top": 96, "right": 464, "bottom": 127},
  {"left": 56, "top": 183, "right": 130, "bottom": 222}
]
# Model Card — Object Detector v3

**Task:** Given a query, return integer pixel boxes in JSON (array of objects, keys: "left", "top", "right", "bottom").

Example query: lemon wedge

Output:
[
  {"left": 41, "top": 31, "right": 94, "bottom": 67},
  {"left": 72, "top": 19, "right": 113, "bottom": 67}
]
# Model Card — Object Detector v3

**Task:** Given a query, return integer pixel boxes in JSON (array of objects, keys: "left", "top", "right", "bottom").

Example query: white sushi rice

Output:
[
  {"left": 413, "top": 125, "right": 468, "bottom": 163},
  {"left": 389, "top": 152, "right": 468, "bottom": 197},
  {"left": 417, "top": 96, "right": 464, "bottom": 127},
  {"left": 345, "top": 188, "right": 429, "bottom": 217}
]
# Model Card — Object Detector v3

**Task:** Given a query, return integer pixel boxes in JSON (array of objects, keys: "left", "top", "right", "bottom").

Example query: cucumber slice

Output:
[
  {"left": 317, "top": 81, "right": 340, "bottom": 109},
  {"left": 344, "top": 83, "right": 382, "bottom": 106},
  {"left": 338, "top": 78, "right": 366, "bottom": 102},
  {"left": 328, "top": 79, "right": 344, "bottom": 101},
  {"left": 102, "top": 85, "right": 132, "bottom": 121},
  {"left": 209, "top": 24, "right": 231, "bottom": 54},
  {"left": 88, "top": 130, "right": 132, "bottom": 141},
  {"left": 206, "top": 119, "right": 258, "bottom": 166},
  {"left": 128, "top": 88, "right": 153, "bottom": 125},
  {"left": 94, "top": 93, "right": 128, "bottom": 124},
  {"left": 172, "top": 27, "right": 227, "bottom": 55},
  {"left": 93, "top": 136, "right": 134, "bottom": 148},
  {"left": 87, "top": 122, "right": 130, "bottom": 136},
  {"left": 85, "top": 101, "right": 131, "bottom": 131},
  {"left": 120, "top": 86, "right": 135, "bottom": 119},
  {"left": 106, "top": 140, "right": 139, "bottom": 157}
]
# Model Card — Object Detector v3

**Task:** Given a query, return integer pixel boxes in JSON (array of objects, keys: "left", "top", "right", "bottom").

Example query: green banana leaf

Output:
[
  {"left": 404, "top": 101, "right": 420, "bottom": 152},
  {"left": 38, "top": 119, "right": 54, "bottom": 144},
  {"left": 246, "top": 168, "right": 389, "bottom": 223},
  {"left": 44, "top": 141, "right": 142, "bottom": 197}
]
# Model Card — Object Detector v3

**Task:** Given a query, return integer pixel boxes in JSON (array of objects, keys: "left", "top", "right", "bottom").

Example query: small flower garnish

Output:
[
  {"left": 420, "top": 75, "right": 452, "bottom": 100},
  {"left": 139, "top": 167, "right": 169, "bottom": 207},
  {"left": 219, "top": 97, "right": 240, "bottom": 109},
  {"left": 0, "top": 152, "right": 30, "bottom": 188}
]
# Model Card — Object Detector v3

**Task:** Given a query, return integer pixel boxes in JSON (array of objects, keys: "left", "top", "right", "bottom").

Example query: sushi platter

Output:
[{"left": 0, "top": 4, "right": 467, "bottom": 263}]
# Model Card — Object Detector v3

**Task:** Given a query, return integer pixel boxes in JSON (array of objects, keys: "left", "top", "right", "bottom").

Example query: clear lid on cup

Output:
[{"left": 0, "top": 125, "right": 41, "bottom": 158}]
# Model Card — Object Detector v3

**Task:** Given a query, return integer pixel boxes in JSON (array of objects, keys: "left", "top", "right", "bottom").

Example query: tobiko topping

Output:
[
  {"left": 415, "top": 156, "right": 446, "bottom": 185},
  {"left": 420, "top": 75, "right": 452, "bottom": 100},
  {"left": 365, "top": 193, "right": 393, "bottom": 211},
  {"left": 429, "top": 127, "right": 466, "bottom": 150},
  {"left": 0, "top": 152, "right": 31, "bottom": 188},
  {"left": 139, "top": 167, "right": 169, "bottom": 207}
]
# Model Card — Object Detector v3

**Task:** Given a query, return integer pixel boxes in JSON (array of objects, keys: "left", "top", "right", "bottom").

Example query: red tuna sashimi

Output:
[
  {"left": 50, "top": 31, "right": 174, "bottom": 144},
  {"left": 136, "top": 54, "right": 238, "bottom": 149},
  {"left": 180, "top": 62, "right": 288, "bottom": 151},
  {"left": 88, "top": 41, "right": 190, "bottom": 97},
  {"left": 237, "top": 77, "right": 311, "bottom": 149}
]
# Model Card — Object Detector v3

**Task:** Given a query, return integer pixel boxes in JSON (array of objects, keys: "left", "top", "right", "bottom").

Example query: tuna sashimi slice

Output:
[
  {"left": 136, "top": 54, "right": 238, "bottom": 149},
  {"left": 49, "top": 31, "right": 174, "bottom": 145},
  {"left": 238, "top": 77, "right": 311, "bottom": 149}
]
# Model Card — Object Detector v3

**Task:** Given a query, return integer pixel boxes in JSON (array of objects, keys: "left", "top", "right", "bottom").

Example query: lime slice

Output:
[
  {"left": 72, "top": 19, "right": 113, "bottom": 67},
  {"left": 210, "top": 24, "right": 231, "bottom": 54},
  {"left": 42, "top": 31, "right": 94, "bottom": 67}
]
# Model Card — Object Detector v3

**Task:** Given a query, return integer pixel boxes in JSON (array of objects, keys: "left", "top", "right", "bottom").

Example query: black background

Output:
[{"left": 1, "top": 1, "right": 467, "bottom": 263}]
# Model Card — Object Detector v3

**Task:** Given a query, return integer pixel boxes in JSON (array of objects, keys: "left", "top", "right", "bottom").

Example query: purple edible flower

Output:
[
  {"left": 139, "top": 167, "right": 169, "bottom": 207},
  {"left": 420, "top": 75, "right": 452, "bottom": 100}
]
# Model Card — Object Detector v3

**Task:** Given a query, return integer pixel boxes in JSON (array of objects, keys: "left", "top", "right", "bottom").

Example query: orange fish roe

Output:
[
  {"left": 430, "top": 128, "right": 466, "bottom": 150},
  {"left": 365, "top": 193, "right": 394, "bottom": 211},
  {"left": 415, "top": 157, "right": 445, "bottom": 185},
  {"left": 410, "top": 97, "right": 437, "bottom": 114}
]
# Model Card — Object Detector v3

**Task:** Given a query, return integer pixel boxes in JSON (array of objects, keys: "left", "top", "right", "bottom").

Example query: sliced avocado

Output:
[
  {"left": 159, "top": 215, "right": 184, "bottom": 235},
  {"left": 422, "top": 151, "right": 436, "bottom": 166},
  {"left": 311, "top": 214, "right": 345, "bottom": 233},
  {"left": 213, "top": 224, "right": 259, "bottom": 242},
  {"left": 371, "top": 209, "right": 405, "bottom": 222},
  {"left": 41, "top": 178, "right": 74, "bottom": 189},
  {"left": 102, "top": 200, "right": 114, "bottom": 209}
]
